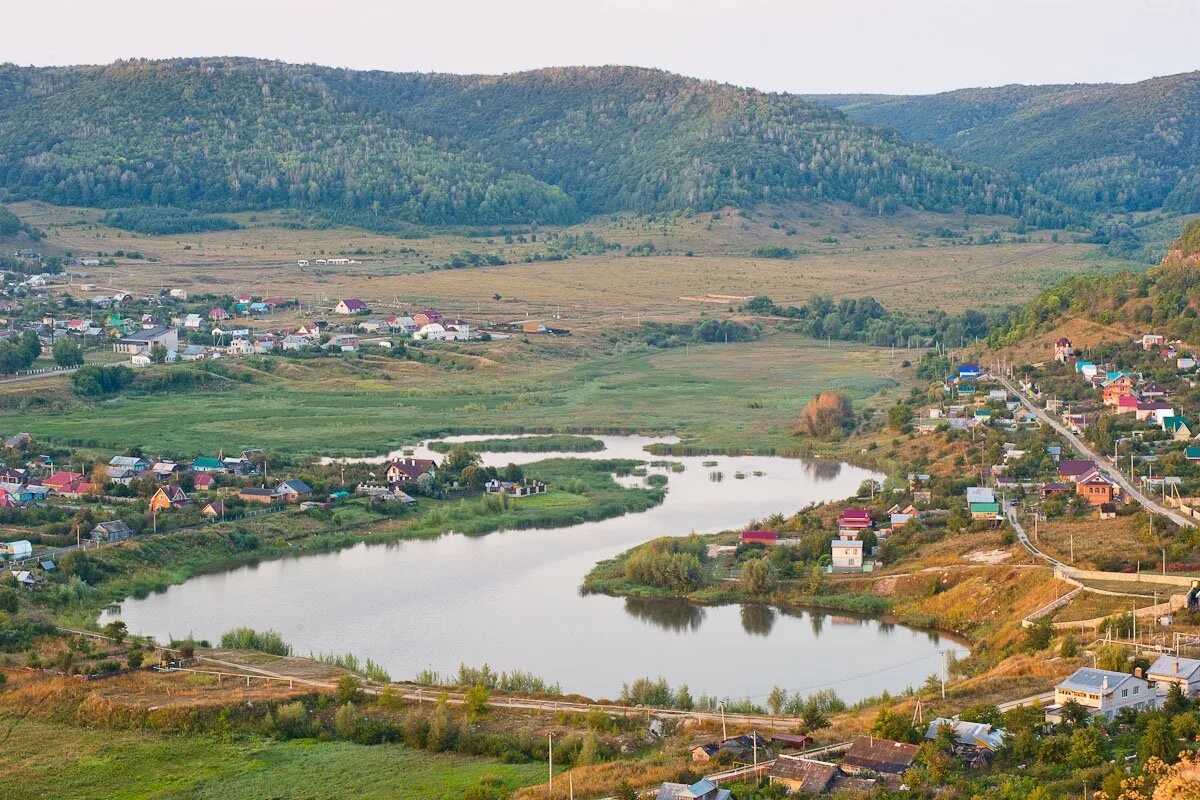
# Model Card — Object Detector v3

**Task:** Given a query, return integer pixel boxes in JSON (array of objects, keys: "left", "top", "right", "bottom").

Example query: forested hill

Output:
[
  {"left": 0, "top": 58, "right": 1071, "bottom": 228},
  {"left": 807, "top": 72, "right": 1200, "bottom": 214}
]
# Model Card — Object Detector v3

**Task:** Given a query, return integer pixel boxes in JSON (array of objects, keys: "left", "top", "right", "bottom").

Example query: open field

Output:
[
  {"left": 1034, "top": 515, "right": 1157, "bottom": 572},
  {"left": 10, "top": 201, "right": 1141, "bottom": 333},
  {"left": 0, "top": 717, "right": 545, "bottom": 800},
  {"left": 0, "top": 334, "right": 905, "bottom": 457}
]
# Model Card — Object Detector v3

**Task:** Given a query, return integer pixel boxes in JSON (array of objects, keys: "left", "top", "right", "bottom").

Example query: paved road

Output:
[
  {"left": 0, "top": 366, "right": 78, "bottom": 384},
  {"left": 998, "top": 375, "right": 1194, "bottom": 529}
]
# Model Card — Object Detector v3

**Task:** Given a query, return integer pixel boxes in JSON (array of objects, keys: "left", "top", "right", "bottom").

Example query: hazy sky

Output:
[{"left": 5, "top": 0, "right": 1198, "bottom": 94}]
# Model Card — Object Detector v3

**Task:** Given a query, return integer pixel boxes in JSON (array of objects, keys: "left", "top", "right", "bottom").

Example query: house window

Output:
[
  {"left": 1134, "top": 685, "right": 1139, "bottom": 694},
  {"left": 1122, "top": 689, "right": 1128, "bottom": 698}
]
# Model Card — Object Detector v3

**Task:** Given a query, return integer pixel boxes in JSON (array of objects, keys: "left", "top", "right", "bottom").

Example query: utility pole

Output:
[
  {"left": 720, "top": 702, "right": 727, "bottom": 740},
  {"left": 548, "top": 733, "right": 553, "bottom": 795},
  {"left": 940, "top": 650, "right": 948, "bottom": 700}
]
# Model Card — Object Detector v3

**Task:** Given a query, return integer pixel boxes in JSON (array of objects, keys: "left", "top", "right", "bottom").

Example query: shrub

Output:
[{"left": 219, "top": 627, "right": 292, "bottom": 656}]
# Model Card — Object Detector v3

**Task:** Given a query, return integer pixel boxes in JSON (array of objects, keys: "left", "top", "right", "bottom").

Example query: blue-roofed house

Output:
[
  {"left": 274, "top": 479, "right": 313, "bottom": 502},
  {"left": 192, "top": 457, "right": 226, "bottom": 473},
  {"left": 959, "top": 363, "right": 982, "bottom": 379},
  {"left": 1047, "top": 668, "right": 1156, "bottom": 722},
  {"left": 655, "top": 779, "right": 731, "bottom": 800},
  {"left": 925, "top": 718, "right": 1006, "bottom": 751}
]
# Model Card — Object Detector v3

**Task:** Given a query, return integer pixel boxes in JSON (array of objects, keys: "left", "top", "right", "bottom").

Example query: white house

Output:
[
  {"left": 1147, "top": 655, "right": 1200, "bottom": 698},
  {"left": 413, "top": 322, "right": 469, "bottom": 341},
  {"left": 831, "top": 538, "right": 865, "bottom": 572},
  {"left": 1046, "top": 668, "right": 1157, "bottom": 722},
  {"left": 113, "top": 325, "right": 178, "bottom": 355},
  {"left": 334, "top": 298, "right": 368, "bottom": 315},
  {"left": 184, "top": 313, "right": 204, "bottom": 329}
]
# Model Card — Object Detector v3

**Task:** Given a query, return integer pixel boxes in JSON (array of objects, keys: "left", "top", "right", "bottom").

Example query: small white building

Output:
[
  {"left": 1147, "top": 655, "right": 1200, "bottom": 698},
  {"left": 831, "top": 538, "right": 864, "bottom": 572},
  {"left": 1047, "top": 668, "right": 1157, "bottom": 722}
]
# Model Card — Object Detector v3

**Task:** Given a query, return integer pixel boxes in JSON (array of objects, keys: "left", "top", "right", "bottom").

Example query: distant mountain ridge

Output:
[
  {"left": 807, "top": 72, "right": 1200, "bottom": 213},
  {"left": 0, "top": 58, "right": 1072, "bottom": 228}
]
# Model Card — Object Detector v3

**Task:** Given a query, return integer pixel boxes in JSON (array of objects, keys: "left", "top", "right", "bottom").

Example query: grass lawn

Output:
[
  {"left": 1, "top": 334, "right": 903, "bottom": 458},
  {"left": 0, "top": 718, "right": 544, "bottom": 800}
]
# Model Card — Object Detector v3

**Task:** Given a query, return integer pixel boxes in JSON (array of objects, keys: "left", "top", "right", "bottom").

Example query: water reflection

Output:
[
  {"left": 623, "top": 597, "right": 706, "bottom": 633},
  {"left": 740, "top": 604, "right": 776, "bottom": 636},
  {"left": 811, "top": 459, "right": 844, "bottom": 482}
]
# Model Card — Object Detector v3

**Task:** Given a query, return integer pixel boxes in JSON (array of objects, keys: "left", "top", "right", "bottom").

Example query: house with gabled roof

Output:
[
  {"left": 841, "top": 736, "right": 919, "bottom": 776},
  {"left": 1057, "top": 460, "right": 1099, "bottom": 483},
  {"left": 90, "top": 520, "right": 133, "bottom": 542},
  {"left": 192, "top": 457, "right": 226, "bottom": 473},
  {"left": 1147, "top": 655, "right": 1200, "bottom": 697},
  {"left": 334, "top": 298, "right": 368, "bottom": 315},
  {"left": 1047, "top": 667, "right": 1156, "bottom": 722},
  {"left": 42, "top": 472, "right": 86, "bottom": 495},
  {"left": 386, "top": 457, "right": 436, "bottom": 485},
  {"left": 654, "top": 779, "right": 730, "bottom": 800},
  {"left": 1163, "top": 416, "right": 1197, "bottom": 440},
  {"left": 201, "top": 500, "right": 225, "bottom": 520},
  {"left": 149, "top": 485, "right": 189, "bottom": 513},
  {"left": 925, "top": 718, "right": 1005, "bottom": 751},
  {"left": 274, "top": 479, "right": 313, "bottom": 502},
  {"left": 768, "top": 756, "right": 837, "bottom": 795}
]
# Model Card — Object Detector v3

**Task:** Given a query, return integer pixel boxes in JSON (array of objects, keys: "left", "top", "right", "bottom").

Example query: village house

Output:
[
  {"left": 334, "top": 298, "right": 368, "bottom": 315},
  {"left": 831, "top": 538, "right": 865, "bottom": 572},
  {"left": 925, "top": 718, "right": 1005, "bottom": 752},
  {"left": 768, "top": 756, "right": 838, "bottom": 795},
  {"left": 838, "top": 508, "right": 873, "bottom": 537},
  {"left": 1141, "top": 333, "right": 1166, "bottom": 350},
  {"left": 149, "top": 485, "right": 189, "bottom": 513},
  {"left": 1054, "top": 337, "right": 1074, "bottom": 363},
  {"left": 1147, "top": 655, "right": 1200, "bottom": 697},
  {"left": 41, "top": 471, "right": 87, "bottom": 496},
  {"left": 840, "top": 736, "right": 919, "bottom": 778},
  {"left": 1163, "top": 416, "right": 1197, "bottom": 441},
  {"left": 274, "top": 479, "right": 313, "bottom": 503},
  {"left": 413, "top": 309, "right": 443, "bottom": 328},
  {"left": 89, "top": 520, "right": 133, "bottom": 542},
  {"left": 386, "top": 457, "right": 436, "bottom": 485},
  {"left": 1057, "top": 460, "right": 1099, "bottom": 483},
  {"left": 1047, "top": 668, "right": 1157, "bottom": 722},
  {"left": 192, "top": 457, "right": 226, "bottom": 474},
  {"left": 654, "top": 779, "right": 730, "bottom": 800},
  {"left": 1136, "top": 401, "right": 1174, "bottom": 422},
  {"left": 201, "top": 500, "right": 225, "bottom": 520},
  {"left": 740, "top": 530, "right": 778, "bottom": 546},
  {"left": 238, "top": 487, "right": 276, "bottom": 504},
  {"left": 1077, "top": 475, "right": 1118, "bottom": 506},
  {"left": 113, "top": 325, "right": 178, "bottom": 356},
  {"left": 1102, "top": 374, "right": 1136, "bottom": 406},
  {"left": 193, "top": 473, "right": 215, "bottom": 491},
  {"left": 327, "top": 333, "right": 359, "bottom": 352}
]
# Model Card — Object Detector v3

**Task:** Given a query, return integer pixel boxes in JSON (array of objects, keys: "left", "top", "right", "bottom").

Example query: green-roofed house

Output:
[
  {"left": 1187, "top": 447, "right": 1200, "bottom": 462},
  {"left": 192, "top": 457, "right": 226, "bottom": 473},
  {"left": 1163, "top": 416, "right": 1196, "bottom": 441},
  {"left": 969, "top": 501, "right": 1002, "bottom": 521}
]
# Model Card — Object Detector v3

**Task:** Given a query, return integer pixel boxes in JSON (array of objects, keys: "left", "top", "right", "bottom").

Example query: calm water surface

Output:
[{"left": 105, "top": 436, "right": 966, "bottom": 701}]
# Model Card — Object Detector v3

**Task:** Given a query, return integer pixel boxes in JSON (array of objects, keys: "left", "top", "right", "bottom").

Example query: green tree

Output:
[
  {"left": 1067, "top": 726, "right": 1104, "bottom": 768},
  {"left": 767, "top": 685, "right": 787, "bottom": 716},
  {"left": 335, "top": 675, "right": 363, "bottom": 705},
  {"left": 1139, "top": 716, "right": 1180, "bottom": 764},
  {"left": 464, "top": 684, "right": 490, "bottom": 721},
  {"left": 52, "top": 337, "right": 84, "bottom": 367},
  {"left": 741, "top": 558, "right": 776, "bottom": 596},
  {"left": 102, "top": 620, "right": 128, "bottom": 643},
  {"left": 888, "top": 402, "right": 913, "bottom": 430},
  {"left": 872, "top": 706, "right": 918, "bottom": 743},
  {"left": 675, "top": 684, "right": 694, "bottom": 711},
  {"left": 1024, "top": 616, "right": 1053, "bottom": 651}
]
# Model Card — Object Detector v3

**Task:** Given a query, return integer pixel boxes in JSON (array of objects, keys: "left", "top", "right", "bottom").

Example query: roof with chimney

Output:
[
  {"left": 1058, "top": 667, "right": 1144, "bottom": 694},
  {"left": 1148, "top": 655, "right": 1200, "bottom": 683}
]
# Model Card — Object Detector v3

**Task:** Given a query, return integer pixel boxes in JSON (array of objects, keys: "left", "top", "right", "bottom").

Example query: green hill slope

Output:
[
  {"left": 0, "top": 58, "right": 1071, "bottom": 228},
  {"left": 808, "top": 73, "right": 1200, "bottom": 214}
]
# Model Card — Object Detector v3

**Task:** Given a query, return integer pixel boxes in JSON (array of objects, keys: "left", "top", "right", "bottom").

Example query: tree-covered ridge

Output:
[
  {"left": 0, "top": 59, "right": 1072, "bottom": 228},
  {"left": 810, "top": 73, "right": 1200, "bottom": 214},
  {"left": 0, "top": 61, "right": 576, "bottom": 227}
]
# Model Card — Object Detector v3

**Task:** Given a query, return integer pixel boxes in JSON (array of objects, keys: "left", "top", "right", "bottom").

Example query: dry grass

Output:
[{"left": 1035, "top": 515, "right": 1157, "bottom": 570}]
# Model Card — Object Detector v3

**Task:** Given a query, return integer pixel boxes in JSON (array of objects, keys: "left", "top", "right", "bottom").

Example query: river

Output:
[{"left": 104, "top": 435, "right": 967, "bottom": 702}]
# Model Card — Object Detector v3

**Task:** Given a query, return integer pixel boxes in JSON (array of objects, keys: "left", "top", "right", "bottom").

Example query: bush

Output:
[
  {"left": 219, "top": 627, "right": 292, "bottom": 656},
  {"left": 793, "top": 392, "right": 854, "bottom": 438}
]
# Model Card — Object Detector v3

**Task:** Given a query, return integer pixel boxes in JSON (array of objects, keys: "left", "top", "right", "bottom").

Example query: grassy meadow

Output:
[
  {"left": 1, "top": 334, "right": 903, "bottom": 458},
  {"left": 0, "top": 718, "right": 545, "bottom": 800}
]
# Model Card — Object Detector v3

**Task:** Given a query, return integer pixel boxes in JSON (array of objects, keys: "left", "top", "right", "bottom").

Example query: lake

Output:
[{"left": 104, "top": 435, "right": 967, "bottom": 702}]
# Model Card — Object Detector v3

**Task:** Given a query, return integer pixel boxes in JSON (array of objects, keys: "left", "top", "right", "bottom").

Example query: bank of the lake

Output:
[{"left": 427, "top": 435, "right": 606, "bottom": 454}]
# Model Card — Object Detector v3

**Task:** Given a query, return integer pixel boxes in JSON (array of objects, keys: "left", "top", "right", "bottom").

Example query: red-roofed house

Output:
[
  {"left": 838, "top": 508, "right": 873, "bottom": 538},
  {"left": 741, "top": 530, "right": 778, "bottom": 546},
  {"left": 385, "top": 458, "right": 437, "bottom": 485},
  {"left": 1103, "top": 376, "right": 1136, "bottom": 407},
  {"left": 414, "top": 309, "right": 444, "bottom": 328},
  {"left": 42, "top": 472, "right": 86, "bottom": 495},
  {"left": 209, "top": 307, "right": 230, "bottom": 321},
  {"left": 193, "top": 474, "right": 215, "bottom": 491},
  {"left": 1116, "top": 394, "right": 1140, "bottom": 414},
  {"left": 335, "top": 299, "right": 368, "bottom": 315},
  {"left": 1057, "top": 460, "right": 1099, "bottom": 483}
]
